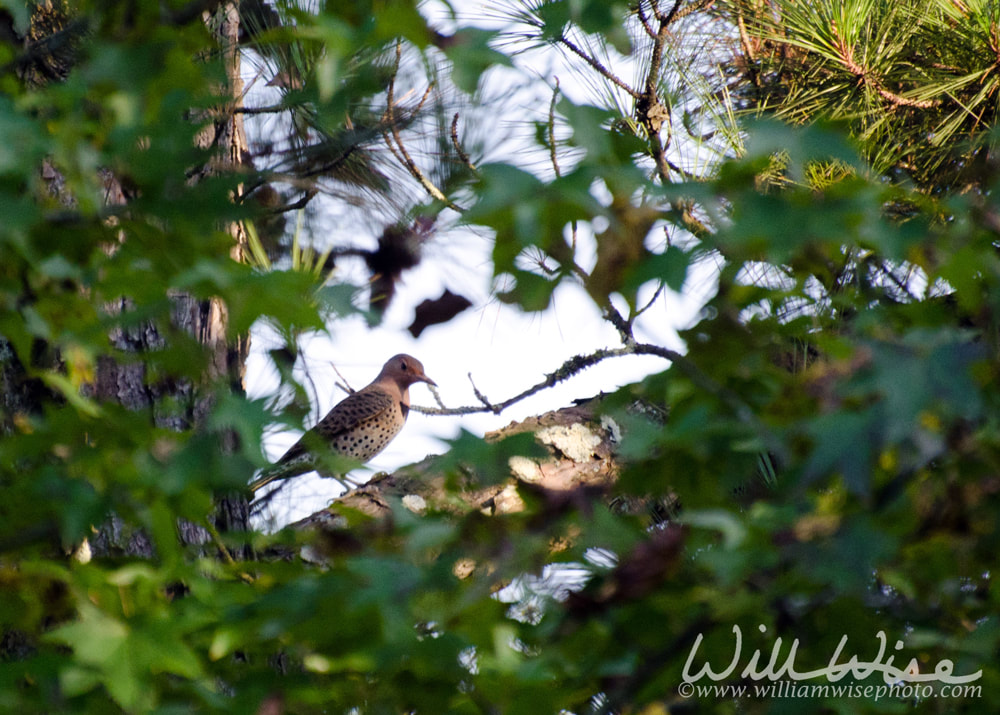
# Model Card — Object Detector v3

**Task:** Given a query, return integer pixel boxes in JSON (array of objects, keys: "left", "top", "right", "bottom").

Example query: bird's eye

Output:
[{"left": 400, "top": 360, "right": 409, "bottom": 371}]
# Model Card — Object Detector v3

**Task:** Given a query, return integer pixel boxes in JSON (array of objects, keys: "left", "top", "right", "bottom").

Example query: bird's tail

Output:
[
  {"left": 248, "top": 470, "right": 280, "bottom": 494},
  {"left": 248, "top": 457, "right": 311, "bottom": 494}
]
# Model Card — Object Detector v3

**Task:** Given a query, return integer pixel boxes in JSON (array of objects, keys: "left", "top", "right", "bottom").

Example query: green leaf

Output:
[
  {"left": 802, "top": 409, "right": 880, "bottom": 494},
  {"left": 624, "top": 244, "right": 689, "bottom": 293},
  {"left": 576, "top": 1, "right": 632, "bottom": 55},
  {"left": 39, "top": 372, "right": 102, "bottom": 418},
  {"left": 442, "top": 29, "right": 512, "bottom": 94},
  {"left": 44, "top": 603, "right": 207, "bottom": 710},
  {"left": 436, "top": 429, "right": 548, "bottom": 487},
  {"left": 468, "top": 163, "right": 595, "bottom": 275},
  {"left": 497, "top": 269, "right": 561, "bottom": 311}
]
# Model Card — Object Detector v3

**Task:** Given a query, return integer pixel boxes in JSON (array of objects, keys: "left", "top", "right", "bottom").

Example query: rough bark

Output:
[{"left": 37, "top": 3, "right": 253, "bottom": 557}]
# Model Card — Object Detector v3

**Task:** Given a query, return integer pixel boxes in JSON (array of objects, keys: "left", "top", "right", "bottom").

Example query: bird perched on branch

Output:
[{"left": 249, "top": 354, "right": 436, "bottom": 494}]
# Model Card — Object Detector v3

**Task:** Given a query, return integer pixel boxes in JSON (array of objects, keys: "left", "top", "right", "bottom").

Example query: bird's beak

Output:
[{"left": 419, "top": 373, "right": 437, "bottom": 387}]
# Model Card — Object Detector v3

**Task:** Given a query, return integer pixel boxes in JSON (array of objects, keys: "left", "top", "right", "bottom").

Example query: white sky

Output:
[{"left": 245, "top": 1, "right": 723, "bottom": 526}]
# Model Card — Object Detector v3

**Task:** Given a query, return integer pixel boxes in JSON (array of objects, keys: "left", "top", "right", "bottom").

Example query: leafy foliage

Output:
[
  {"left": 1, "top": 1, "right": 998, "bottom": 714},
  {"left": 721, "top": 0, "right": 1000, "bottom": 190}
]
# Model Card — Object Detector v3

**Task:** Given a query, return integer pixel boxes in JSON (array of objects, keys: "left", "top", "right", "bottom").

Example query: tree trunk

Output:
[{"left": 87, "top": 3, "right": 252, "bottom": 557}]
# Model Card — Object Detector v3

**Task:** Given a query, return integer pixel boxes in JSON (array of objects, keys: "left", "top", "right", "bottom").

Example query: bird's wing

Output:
[{"left": 277, "top": 387, "right": 396, "bottom": 464}]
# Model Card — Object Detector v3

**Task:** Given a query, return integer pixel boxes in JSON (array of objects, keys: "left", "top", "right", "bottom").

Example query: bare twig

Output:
[
  {"left": 249, "top": 480, "right": 289, "bottom": 514},
  {"left": 662, "top": 0, "right": 685, "bottom": 25},
  {"left": 548, "top": 80, "right": 563, "bottom": 178},
  {"left": 450, "top": 113, "right": 477, "bottom": 171},
  {"left": 604, "top": 302, "right": 637, "bottom": 347},
  {"left": 417, "top": 346, "right": 642, "bottom": 419},
  {"left": 735, "top": 6, "right": 760, "bottom": 89},
  {"left": 666, "top": 157, "right": 701, "bottom": 181},
  {"left": 330, "top": 361, "right": 356, "bottom": 394},
  {"left": 202, "top": 518, "right": 256, "bottom": 583},
  {"left": 872, "top": 85, "right": 940, "bottom": 110},
  {"left": 304, "top": 356, "right": 323, "bottom": 424},
  {"left": 635, "top": 282, "right": 665, "bottom": 318},
  {"left": 468, "top": 373, "right": 499, "bottom": 413},
  {"left": 249, "top": 460, "right": 355, "bottom": 511},
  {"left": 548, "top": 79, "right": 580, "bottom": 250},
  {"left": 232, "top": 104, "right": 289, "bottom": 115},
  {"left": 636, "top": 0, "right": 717, "bottom": 186},
  {"left": 672, "top": 0, "right": 715, "bottom": 23},
  {"left": 417, "top": 348, "right": 629, "bottom": 415},
  {"left": 412, "top": 342, "right": 783, "bottom": 459},
  {"left": 271, "top": 189, "right": 317, "bottom": 214},
  {"left": 381, "top": 125, "right": 407, "bottom": 167},
  {"left": 556, "top": 33, "right": 640, "bottom": 99},
  {"left": 427, "top": 382, "right": 447, "bottom": 410},
  {"left": 636, "top": 1, "right": 658, "bottom": 39},
  {"left": 413, "top": 348, "right": 637, "bottom": 418},
  {"left": 878, "top": 259, "right": 918, "bottom": 301}
]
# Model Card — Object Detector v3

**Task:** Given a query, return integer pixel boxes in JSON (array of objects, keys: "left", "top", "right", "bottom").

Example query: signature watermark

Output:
[
  {"left": 678, "top": 681, "right": 981, "bottom": 700},
  {"left": 679, "top": 624, "right": 982, "bottom": 700}
]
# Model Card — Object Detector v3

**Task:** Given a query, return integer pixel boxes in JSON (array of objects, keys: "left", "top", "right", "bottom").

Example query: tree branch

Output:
[
  {"left": 833, "top": 30, "right": 941, "bottom": 109},
  {"left": 450, "top": 112, "right": 477, "bottom": 171},
  {"left": 556, "top": 33, "right": 641, "bottom": 99},
  {"left": 636, "top": 1, "right": 658, "bottom": 39},
  {"left": 637, "top": 3, "right": 674, "bottom": 184},
  {"left": 232, "top": 104, "right": 289, "bottom": 115},
  {"left": 548, "top": 80, "right": 563, "bottom": 179},
  {"left": 412, "top": 339, "right": 783, "bottom": 458}
]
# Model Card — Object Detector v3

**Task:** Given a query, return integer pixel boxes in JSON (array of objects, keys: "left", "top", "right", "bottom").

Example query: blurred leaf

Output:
[
  {"left": 624, "top": 244, "right": 689, "bottom": 294},
  {"left": 441, "top": 28, "right": 511, "bottom": 93},
  {"left": 497, "top": 269, "right": 561, "bottom": 311},
  {"left": 436, "top": 429, "right": 548, "bottom": 487},
  {"left": 38, "top": 372, "right": 101, "bottom": 418},
  {"left": 408, "top": 289, "right": 473, "bottom": 337},
  {"left": 46, "top": 603, "right": 203, "bottom": 710},
  {"left": 678, "top": 509, "right": 747, "bottom": 548}
]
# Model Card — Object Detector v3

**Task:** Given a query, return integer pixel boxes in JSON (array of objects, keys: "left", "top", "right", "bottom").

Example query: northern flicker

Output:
[{"left": 249, "top": 354, "right": 436, "bottom": 494}]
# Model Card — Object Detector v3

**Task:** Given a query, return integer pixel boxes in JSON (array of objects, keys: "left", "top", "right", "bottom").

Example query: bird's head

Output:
[{"left": 379, "top": 354, "right": 437, "bottom": 389}]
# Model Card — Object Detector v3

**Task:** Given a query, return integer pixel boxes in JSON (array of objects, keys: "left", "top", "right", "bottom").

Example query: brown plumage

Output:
[{"left": 249, "top": 354, "right": 435, "bottom": 493}]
